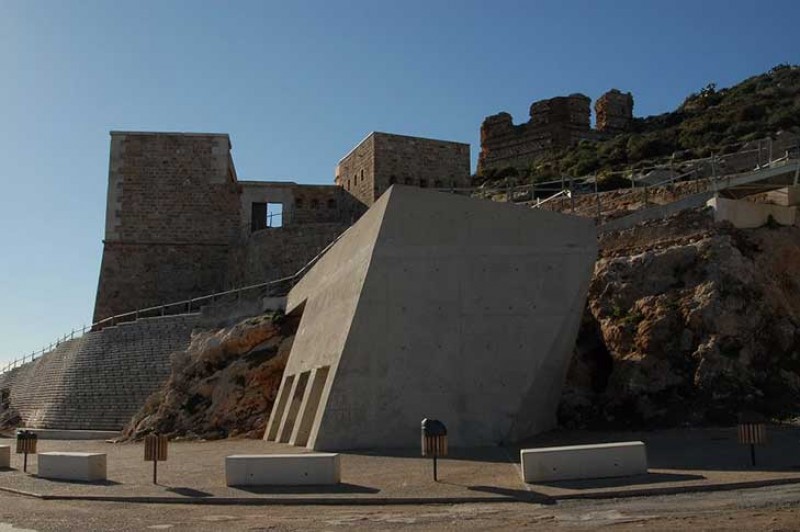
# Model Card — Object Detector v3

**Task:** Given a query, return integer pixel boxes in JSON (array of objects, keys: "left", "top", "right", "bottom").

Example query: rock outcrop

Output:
[
  {"left": 123, "top": 313, "right": 297, "bottom": 440},
  {"left": 560, "top": 208, "right": 800, "bottom": 428}
]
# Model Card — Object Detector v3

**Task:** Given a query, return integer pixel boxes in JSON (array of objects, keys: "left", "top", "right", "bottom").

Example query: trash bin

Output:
[
  {"left": 738, "top": 410, "right": 767, "bottom": 466},
  {"left": 421, "top": 419, "right": 447, "bottom": 481},
  {"left": 15, "top": 430, "right": 37, "bottom": 472}
]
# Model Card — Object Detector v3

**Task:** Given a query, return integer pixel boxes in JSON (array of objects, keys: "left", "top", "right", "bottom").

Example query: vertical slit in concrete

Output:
[
  {"left": 291, "top": 366, "right": 330, "bottom": 447},
  {"left": 266, "top": 375, "right": 295, "bottom": 441},
  {"left": 278, "top": 371, "right": 310, "bottom": 443}
]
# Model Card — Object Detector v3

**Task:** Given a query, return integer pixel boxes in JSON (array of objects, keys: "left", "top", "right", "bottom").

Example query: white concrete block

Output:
[
  {"left": 707, "top": 196, "right": 796, "bottom": 228},
  {"left": 38, "top": 452, "right": 107, "bottom": 481},
  {"left": 521, "top": 441, "right": 647, "bottom": 483},
  {"left": 0, "top": 445, "right": 9, "bottom": 468},
  {"left": 225, "top": 453, "right": 340, "bottom": 486}
]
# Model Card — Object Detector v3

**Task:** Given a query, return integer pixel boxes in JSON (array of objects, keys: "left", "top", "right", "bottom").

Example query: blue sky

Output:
[{"left": 1, "top": 0, "right": 798, "bottom": 366}]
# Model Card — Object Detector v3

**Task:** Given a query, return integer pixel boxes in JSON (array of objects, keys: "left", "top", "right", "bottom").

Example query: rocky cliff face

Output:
[
  {"left": 560, "top": 208, "right": 800, "bottom": 428},
  {"left": 124, "top": 313, "right": 296, "bottom": 440}
]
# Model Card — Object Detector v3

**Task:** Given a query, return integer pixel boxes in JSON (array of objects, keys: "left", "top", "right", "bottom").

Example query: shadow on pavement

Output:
[
  {"left": 534, "top": 471, "right": 705, "bottom": 490},
  {"left": 165, "top": 486, "right": 214, "bottom": 498},
  {"left": 230, "top": 482, "right": 380, "bottom": 495},
  {"left": 347, "top": 446, "right": 517, "bottom": 464},
  {"left": 31, "top": 476, "right": 122, "bottom": 486},
  {"left": 465, "top": 484, "right": 556, "bottom": 504}
]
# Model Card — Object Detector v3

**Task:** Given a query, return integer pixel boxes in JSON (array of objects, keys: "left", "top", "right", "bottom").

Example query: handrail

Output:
[
  {"left": 2, "top": 136, "right": 793, "bottom": 375},
  {"left": 0, "top": 226, "right": 352, "bottom": 376}
]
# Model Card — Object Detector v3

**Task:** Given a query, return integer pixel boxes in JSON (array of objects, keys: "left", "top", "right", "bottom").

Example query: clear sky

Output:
[{"left": 0, "top": 0, "right": 798, "bottom": 366}]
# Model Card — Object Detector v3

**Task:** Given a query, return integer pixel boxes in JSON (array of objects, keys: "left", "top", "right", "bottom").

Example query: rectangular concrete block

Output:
[
  {"left": 0, "top": 445, "right": 9, "bottom": 468},
  {"left": 225, "top": 453, "right": 340, "bottom": 486},
  {"left": 38, "top": 452, "right": 107, "bottom": 482},
  {"left": 521, "top": 441, "right": 647, "bottom": 483}
]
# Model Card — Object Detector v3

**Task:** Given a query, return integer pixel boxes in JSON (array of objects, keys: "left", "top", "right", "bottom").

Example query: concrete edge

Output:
[{"left": 2, "top": 477, "right": 799, "bottom": 506}]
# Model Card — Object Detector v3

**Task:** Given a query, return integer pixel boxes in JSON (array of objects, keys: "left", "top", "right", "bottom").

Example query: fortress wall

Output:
[
  {"left": 0, "top": 314, "right": 199, "bottom": 431},
  {"left": 478, "top": 91, "right": 633, "bottom": 174},
  {"left": 336, "top": 132, "right": 471, "bottom": 209},
  {"left": 225, "top": 222, "right": 350, "bottom": 288}
]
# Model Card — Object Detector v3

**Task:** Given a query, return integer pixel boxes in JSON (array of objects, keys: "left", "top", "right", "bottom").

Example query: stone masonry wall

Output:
[
  {"left": 596, "top": 89, "right": 634, "bottom": 134},
  {"left": 93, "top": 132, "right": 241, "bottom": 322},
  {"left": 336, "top": 132, "right": 470, "bottom": 210},
  {"left": 373, "top": 132, "right": 471, "bottom": 194},
  {"left": 226, "top": 222, "right": 350, "bottom": 288},
  {"left": 478, "top": 91, "right": 634, "bottom": 174},
  {"left": 336, "top": 134, "right": 376, "bottom": 207},
  {"left": 0, "top": 314, "right": 198, "bottom": 430}
]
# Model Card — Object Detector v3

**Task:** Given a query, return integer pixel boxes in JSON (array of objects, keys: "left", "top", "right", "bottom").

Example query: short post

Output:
[
  {"left": 594, "top": 174, "right": 601, "bottom": 222},
  {"left": 16, "top": 430, "right": 38, "bottom": 473},
  {"left": 421, "top": 419, "right": 448, "bottom": 482},
  {"left": 737, "top": 411, "right": 767, "bottom": 467},
  {"left": 144, "top": 434, "right": 168, "bottom": 484}
]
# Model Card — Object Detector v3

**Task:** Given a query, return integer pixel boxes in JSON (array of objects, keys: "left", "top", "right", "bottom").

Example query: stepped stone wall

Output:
[{"left": 0, "top": 315, "right": 199, "bottom": 430}]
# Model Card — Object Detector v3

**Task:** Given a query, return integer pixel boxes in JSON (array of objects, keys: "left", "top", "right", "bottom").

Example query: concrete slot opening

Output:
[
  {"left": 266, "top": 374, "right": 295, "bottom": 441},
  {"left": 292, "top": 366, "right": 331, "bottom": 447},
  {"left": 278, "top": 371, "right": 310, "bottom": 443}
]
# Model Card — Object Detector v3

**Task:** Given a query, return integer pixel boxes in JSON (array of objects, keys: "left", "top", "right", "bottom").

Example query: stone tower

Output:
[
  {"left": 595, "top": 89, "right": 634, "bottom": 134},
  {"left": 93, "top": 132, "right": 241, "bottom": 323}
]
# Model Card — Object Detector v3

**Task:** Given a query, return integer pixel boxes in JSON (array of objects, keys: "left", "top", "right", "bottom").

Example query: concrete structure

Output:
[
  {"left": 0, "top": 445, "right": 9, "bottom": 468},
  {"left": 335, "top": 132, "right": 471, "bottom": 210},
  {"left": 765, "top": 185, "right": 800, "bottom": 207},
  {"left": 38, "top": 452, "right": 108, "bottom": 481},
  {"left": 225, "top": 453, "right": 341, "bottom": 486},
  {"left": 264, "top": 185, "right": 597, "bottom": 450},
  {"left": 478, "top": 90, "right": 634, "bottom": 174},
  {"left": 707, "top": 196, "right": 797, "bottom": 228},
  {"left": 520, "top": 442, "right": 648, "bottom": 483}
]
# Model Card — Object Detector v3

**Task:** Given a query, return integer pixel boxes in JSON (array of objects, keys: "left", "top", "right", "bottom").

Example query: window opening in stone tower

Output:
[{"left": 267, "top": 202, "right": 283, "bottom": 228}]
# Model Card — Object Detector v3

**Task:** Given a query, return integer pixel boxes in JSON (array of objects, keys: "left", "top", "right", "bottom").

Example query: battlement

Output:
[{"left": 478, "top": 90, "right": 634, "bottom": 174}]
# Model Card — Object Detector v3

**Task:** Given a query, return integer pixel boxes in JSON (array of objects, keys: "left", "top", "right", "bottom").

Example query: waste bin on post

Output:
[
  {"left": 421, "top": 419, "right": 447, "bottom": 481},
  {"left": 144, "top": 434, "right": 168, "bottom": 484},
  {"left": 738, "top": 411, "right": 767, "bottom": 466},
  {"left": 15, "top": 430, "right": 38, "bottom": 473}
]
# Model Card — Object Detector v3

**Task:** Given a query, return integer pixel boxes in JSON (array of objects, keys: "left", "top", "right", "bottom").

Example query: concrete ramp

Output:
[{"left": 265, "top": 185, "right": 597, "bottom": 450}]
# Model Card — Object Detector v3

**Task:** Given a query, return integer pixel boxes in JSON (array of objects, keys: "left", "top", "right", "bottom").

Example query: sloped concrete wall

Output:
[
  {"left": 266, "top": 186, "right": 597, "bottom": 450},
  {"left": 0, "top": 315, "right": 198, "bottom": 430}
]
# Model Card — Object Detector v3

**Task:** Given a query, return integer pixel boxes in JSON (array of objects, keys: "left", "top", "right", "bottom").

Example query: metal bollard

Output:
[
  {"left": 421, "top": 419, "right": 448, "bottom": 481},
  {"left": 144, "top": 434, "right": 169, "bottom": 484}
]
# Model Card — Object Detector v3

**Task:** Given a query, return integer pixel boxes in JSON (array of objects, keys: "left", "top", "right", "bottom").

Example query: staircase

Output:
[{"left": 0, "top": 314, "right": 199, "bottom": 430}]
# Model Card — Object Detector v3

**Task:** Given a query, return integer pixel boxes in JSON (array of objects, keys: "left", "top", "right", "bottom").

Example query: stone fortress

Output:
[
  {"left": 478, "top": 89, "right": 634, "bottom": 174},
  {"left": 94, "top": 131, "right": 472, "bottom": 323},
  {"left": 1, "top": 88, "right": 619, "bottom": 442}
]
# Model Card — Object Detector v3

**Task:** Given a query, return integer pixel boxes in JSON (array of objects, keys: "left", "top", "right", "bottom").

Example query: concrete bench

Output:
[
  {"left": 225, "top": 453, "right": 340, "bottom": 486},
  {"left": 521, "top": 441, "right": 647, "bottom": 483},
  {"left": 0, "top": 445, "right": 9, "bottom": 468},
  {"left": 38, "top": 452, "right": 107, "bottom": 482}
]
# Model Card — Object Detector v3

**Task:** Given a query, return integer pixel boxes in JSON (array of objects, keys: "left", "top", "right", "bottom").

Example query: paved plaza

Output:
[{"left": 1, "top": 427, "right": 799, "bottom": 504}]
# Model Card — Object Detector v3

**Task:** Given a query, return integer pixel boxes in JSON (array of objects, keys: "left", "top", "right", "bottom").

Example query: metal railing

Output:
[{"left": 0, "top": 225, "right": 350, "bottom": 376}]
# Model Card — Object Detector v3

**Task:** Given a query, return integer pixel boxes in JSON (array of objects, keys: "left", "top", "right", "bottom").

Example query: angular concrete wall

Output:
[{"left": 265, "top": 186, "right": 597, "bottom": 450}]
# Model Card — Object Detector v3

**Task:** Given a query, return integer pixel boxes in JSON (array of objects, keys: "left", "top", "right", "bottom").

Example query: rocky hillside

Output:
[
  {"left": 560, "top": 208, "right": 800, "bottom": 428},
  {"left": 123, "top": 312, "right": 297, "bottom": 440}
]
